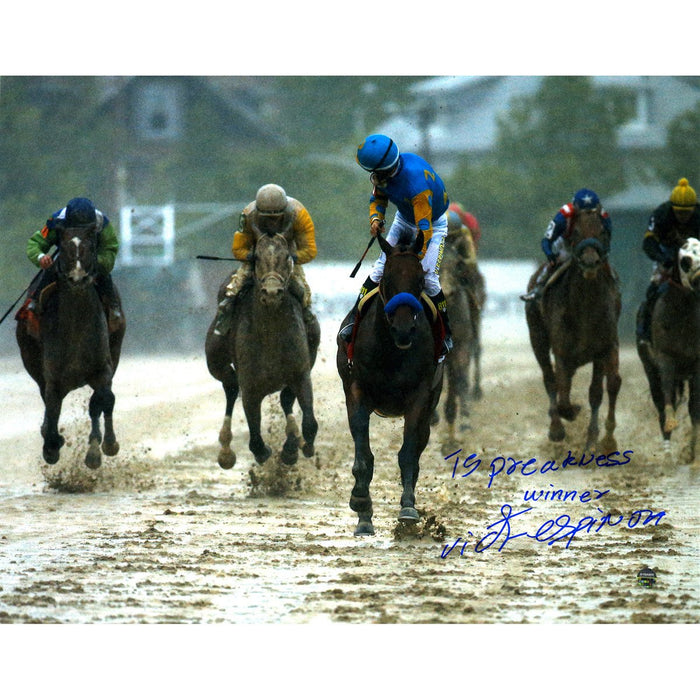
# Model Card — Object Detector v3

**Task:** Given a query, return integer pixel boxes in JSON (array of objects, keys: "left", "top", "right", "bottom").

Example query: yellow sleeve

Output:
[
  {"left": 292, "top": 205, "right": 317, "bottom": 264},
  {"left": 411, "top": 190, "right": 434, "bottom": 256},
  {"left": 231, "top": 204, "right": 256, "bottom": 261}
]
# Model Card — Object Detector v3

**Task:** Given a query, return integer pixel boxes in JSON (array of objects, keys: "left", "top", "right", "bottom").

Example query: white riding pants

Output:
[{"left": 369, "top": 211, "right": 447, "bottom": 297}]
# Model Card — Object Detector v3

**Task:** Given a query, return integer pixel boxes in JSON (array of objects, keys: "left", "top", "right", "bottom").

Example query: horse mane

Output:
[{"left": 395, "top": 229, "right": 416, "bottom": 251}]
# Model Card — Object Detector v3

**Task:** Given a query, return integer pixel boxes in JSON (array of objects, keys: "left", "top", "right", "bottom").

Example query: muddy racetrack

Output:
[{"left": 0, "top": 316, "right": 698, "bottom": 625}]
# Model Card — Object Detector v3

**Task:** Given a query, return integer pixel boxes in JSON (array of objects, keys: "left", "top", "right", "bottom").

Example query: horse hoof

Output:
[
  {"left": 398, "top": 507, "right": 420, "bottom": 522},
  {"left": 254, "top": 447, "right": 272, "bottom": 465},
  {"left": 558, "top": 405, "right": 581, "bottom": 422},
  {"left": 85, "top": 450, "right": 102, "bottom": 470},
  {"left": 280, "top": 448, "right": 298, "bottom": 466},
  {"left": 218, "top": 451, "right": 236, "bottom": 470},
  {"left": 43, "top": 449, "right": 60, "bottom": 465},
  {"left": 354, "top": 520, "right": 375, "bottom": 536},
  {"left": 549, "top": 426, "right": 566, "bottom": 442},
  {"left": 302, "top": 443, "right": 315, "bottom": 458},
  {"left": 102, "top": 440, "right": 120, "bottom": 457}
]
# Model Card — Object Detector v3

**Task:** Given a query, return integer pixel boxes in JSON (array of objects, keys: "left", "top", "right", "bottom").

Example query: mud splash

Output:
[{"left": 0, "top": 341, "right": 698, "bottom": 624}]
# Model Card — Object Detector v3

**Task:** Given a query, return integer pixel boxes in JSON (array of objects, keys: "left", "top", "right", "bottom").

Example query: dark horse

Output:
[
  {"left": 205, "top": 232, "right": 320, "bottom": 469},
  {"left": 525, "top": 210, "right": 621, "bottom": 450},
  {"left": 636, "top": 237, "right": 700, "bottom": 464},
  {"left": 337, "top": 231, "right": 444, "bottom": 536},
  {"left": 16, "top": 224, "right": 126, "bottom": 467},
  {"left": 435, "top": 241, "right": 486, "bottom": 441}
]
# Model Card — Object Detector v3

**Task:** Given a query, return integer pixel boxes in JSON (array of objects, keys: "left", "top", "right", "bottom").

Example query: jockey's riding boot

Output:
[
  {"left": 213, "top": 295, "right": 235, "bottom": 337},
  {"left": 637, "top": 283, "right": 659, "bottom": 344},
  {"left": 338, "top": 276, "right": 378, "bottom": 342},
  {"left": 96, "top": 274, "right": 122, "bottom": 327},
  {"left": 520, "top": 262, "right": 553, "bottom": 302},
  {"left": 430, "top": 290, "right": 454, "bottom": 358}
]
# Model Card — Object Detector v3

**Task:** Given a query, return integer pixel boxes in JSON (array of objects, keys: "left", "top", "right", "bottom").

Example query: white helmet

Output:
[{"left": 255, "top": 184, "right": 288, "bottom": 216}]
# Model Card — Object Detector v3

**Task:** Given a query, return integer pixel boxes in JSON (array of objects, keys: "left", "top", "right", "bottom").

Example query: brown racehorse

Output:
[
  {"left": 525, "top": 210, "right": 621, "bottom": 450},
  {"left": 205, "top": 232, "right": 320, "bottom": 470},
  {"left": 636, "top": 237, "right": 700, "bottom": 464},
  {"left": 337, "top": 230, "right": 444, "bottom": 536},
  {"left": 435, "top": 238, "right": 486, "bottom": 441},
  {"left": 16, "top": 224, "right": 126, "bottom": 467}
]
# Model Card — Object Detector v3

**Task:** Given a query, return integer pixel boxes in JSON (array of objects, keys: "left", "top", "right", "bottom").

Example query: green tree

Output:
[
  {"left": 655, "top": 100, "right": 700, "bottom": 186},
  {"left": 448, "top": 76, "right": 634, "bottom": 258}
]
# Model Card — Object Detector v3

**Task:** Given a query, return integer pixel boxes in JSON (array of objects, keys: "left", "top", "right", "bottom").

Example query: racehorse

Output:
[
  {"left": 434, "top": 240, "right": 486, "bottom": 440},
  {"left": 337, "top": 230, "right": 444, "bottom": 536},
  {"left": 16, "top": 224, "right": 126, "bottom": 467},
  {"left": 524, "top": 209, "right": 621, "bottom": 450},
  {"left": 205, "top": 232, "right": 320, "bottom": 470},
  {"left": 636, "top": 237, "right": 700, "bottom": 464}
]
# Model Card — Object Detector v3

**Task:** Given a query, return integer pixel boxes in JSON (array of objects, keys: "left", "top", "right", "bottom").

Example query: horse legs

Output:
[
  {"left": 347, "top": 394, "right": 374, "bottom": 536},
  {"left": 658, "top": 355, "right": 680, "bottom": 435},
  {"left": 86, "top": 385, "right": 118, "bottom": 469},
  {"left": 242, "top": 392, "right": 272, "bottom": 465},
  {"left": 471, "top": 332, "right": 483, "bottom": 400},
  {"left": 280, "top": 386, "right": 300, "bottom": 466},
  {"left": 681, "top": 370, "right": 700, "bottom": 466},
  {"left": 41, "top": 383, "right": 65, "bottom": 465},
  {"left": 217, "top": 372, "right": 239, "bottom": 469},
  {"left": 599, "top": 349, "right": 621, "bottom": 452},
  {"left": 397, "top": 407, "right": 431, "bottom": 522},
  {"left": 527, "top": 303, "right": 567, "bottom": 441},
  {"left": 295, "top": 375, "right": 318, "bottom": 459}
]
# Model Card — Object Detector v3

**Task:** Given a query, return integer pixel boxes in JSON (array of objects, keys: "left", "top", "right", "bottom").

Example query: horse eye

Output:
[{"left": 680, "top": 256, "right": 692, "bottom": 273}]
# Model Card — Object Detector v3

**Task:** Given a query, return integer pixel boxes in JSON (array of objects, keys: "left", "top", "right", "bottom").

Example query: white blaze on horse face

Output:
[
  {"left": 679, "top": 238, "right": 700, "bottom": 290},
  {"left": 68, "top": 235, "right": 88, "bottom": 282}
]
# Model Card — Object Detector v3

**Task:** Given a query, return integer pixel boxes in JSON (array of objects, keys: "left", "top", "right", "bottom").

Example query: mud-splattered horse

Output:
[
  {"left": 637, "top": 237, "right": 700, "bottom": 464},
  {"left": 337, "top": 230, "right": 444, "bottom": 535},
  {"left": 525, "top": 209, "right": 621, "bottom": 450},
  {"left": 16, "top": 224, "right": 126, "bottom": 467},
  {"left": 205, "top": 232, "right": 320, "bottom": 469},
  {"left": 435, "top": 238, "right": 486, "bottom": 441}
]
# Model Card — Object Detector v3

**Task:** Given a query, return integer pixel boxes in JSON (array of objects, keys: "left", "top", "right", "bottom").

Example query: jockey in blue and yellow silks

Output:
[{"left": 339, "top": 134, "right": 453, "bottom": 358}]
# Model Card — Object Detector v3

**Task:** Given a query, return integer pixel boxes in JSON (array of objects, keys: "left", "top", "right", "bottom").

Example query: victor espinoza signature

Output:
[
  {"left": 440, "top": 449, "right": 666, "bottom": 556},
  {"left": 440, "top": 504, "right": 667, "bottom": 557}
]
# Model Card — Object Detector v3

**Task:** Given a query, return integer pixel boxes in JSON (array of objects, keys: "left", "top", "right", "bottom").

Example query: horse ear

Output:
[
  {"left": 412, "top": 230, "right": 424, "bottom": 255},
  {"left": 377, "top": 232, "right": 393, "bottom": 257}
]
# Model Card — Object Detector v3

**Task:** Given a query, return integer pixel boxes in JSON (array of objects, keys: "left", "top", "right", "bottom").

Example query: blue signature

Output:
[
  {"left": 440, "top": 504, "right": 667, "bottom": 557},
  {"left": 445, "top": 449, "right": 634, "bottom": 489}
]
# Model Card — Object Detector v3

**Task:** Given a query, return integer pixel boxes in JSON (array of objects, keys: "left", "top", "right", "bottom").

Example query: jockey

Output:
[
  {"left": 520, "top": 188, "right": 612, "bottom": 301},
  {"left": 446, "top": 209, "right": 480, "bottom": 287},
  {"left": 24, "top": 197, "right": 121, "bottom": 327},
  {"left": 214, "top": 183, "right": 317, "bottom": 336},
  {"left": 449, "top": 202, "right": 482, "bottom": 252},
  {"left": 637, "top": 177, "right": 700, "bottom": 343},
  {"left": 338, "top": 133, "right": 453, "bottom": 357}
]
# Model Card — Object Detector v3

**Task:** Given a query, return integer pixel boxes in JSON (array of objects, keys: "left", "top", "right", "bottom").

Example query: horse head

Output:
[
  {"left": 377, "top": 230, "right": 426, "bottom": 349},
  {"left": 252, "top": 232, "right": 294, "bottom": 307},
  {"left": 56, "top": 224, "right": 99, "bottom": 287},
  {"left": 569, "top": 210, "right": 609, "bottom": 281},
  {"left": 679, "top": 237, "right": 700, "bottom": 295}
]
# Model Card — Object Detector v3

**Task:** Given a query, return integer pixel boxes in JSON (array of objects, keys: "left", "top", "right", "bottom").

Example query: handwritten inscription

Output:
[
  {"left": 445, "top": 449, "right": 634, "bottom": 489},
  {"left": 441, "top": 448, "right": 665, "bottom": 556},
  {"left": 440, "top": 504, "right": 667, "bottom": 556}
]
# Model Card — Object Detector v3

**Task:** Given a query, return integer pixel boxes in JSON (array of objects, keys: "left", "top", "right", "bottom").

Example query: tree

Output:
[
  {"left": 656, "top": 100, "right": 700, "bottom": 186},
  {"left": 448, "top": 77, "right": 634, "bottom": 258}
]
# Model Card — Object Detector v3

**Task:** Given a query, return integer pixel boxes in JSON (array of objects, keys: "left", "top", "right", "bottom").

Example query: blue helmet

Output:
[
  {"left": 356, "top": 134, "right": 400, "bottom": 172},
  {"left": 573, "top": 188, "right": 600, "bottom": 210},
  {"left": 65, "top": 197, "right": 97, "bottom": 226}
]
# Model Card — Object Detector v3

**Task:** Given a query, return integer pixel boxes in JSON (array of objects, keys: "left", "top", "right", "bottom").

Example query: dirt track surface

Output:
[{"left": 0, "top": 322, "right": 698, "bottom": 624}]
